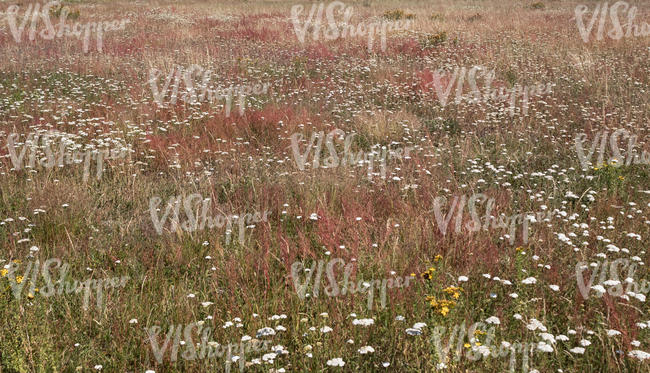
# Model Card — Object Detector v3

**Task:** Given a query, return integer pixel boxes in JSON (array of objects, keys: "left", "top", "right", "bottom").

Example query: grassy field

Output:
[{"left": 0, "top": 0, "right": 649, "bottom": 371}]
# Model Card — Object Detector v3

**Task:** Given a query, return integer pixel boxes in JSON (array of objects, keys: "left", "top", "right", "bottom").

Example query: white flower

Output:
[
  {"left": 145, "top": 370, "right": 155, "bottom": 373},
  {"left": 395, "top": 315, "right": 405, "bottom": 321},
  {"left": 537, "top": 341, "right": 554, "bottom": 352},
  {"left": 569, "top": 347, "right": 585, "bottom": 354},
  {"left": 352, "top": 318, "right": 374, "bottom": 326},
  {"left": 549, "top": 285, "right": 560, "bottom": 291},
  {"left": 629, "top": 350, "right": 650, "bottom": 360},
  {"left": 326, "top": 358, "right": 345, "bottom": 367},
  {"left": 201, "top": 301, "right": 213, "bottom": 307},
  {"left": 358, "top": 346, "right": 375, "bottom": 354},
  {"left": 436, "top": 362, "right": 447, "bottom": 369},
  {"left": 256, "top": 327, "right": 276, "bottom": 337},
  {"left": 485, "top": 316, "right": 500, "bottom": 325},
  {"left": 591, "top": 285, "right": 606, "bottom": 294},
  {"left": 405, "top": 328, "right": 422, "bottom": 336},
  {"left": 262, "top": 353, "right": 277, "bottom": 362},
  {"left": 413, "top": 322, "right": 427, "bottom": 330},
  {"left": 526, "top": 319, "right": 547, "bottom": 332},
  {"left": 94, "top": 365, "right": 102, "bottom": 371},
  {"left": 458, "top": 276, "right": 469, "bottom": 282},
  {"left": 607, "top": 329, "right": 621, "bottom": 337},
  {"left": 522, "top": 277, "right": 537, "bottom": 284},
  {"left": 320, "top": 326, "right": 333, "bottom": 333},
  {"left": 382, "top": 362, "right": 390, "bottom": 367},
  {"left": 513, "top": 313, "right": 523, "bottom": 320},
  {"left": 556, "top": 335, "right": 569, "bottom": 342},
  {"left": 579, "top": 339, "right": 591, "bottom": 347},
  {"left": 540, "top": 333, "right": 555, "bottom": 343},
  {"left": 128, "top": 319, "right": 138, "bottom": 324}
]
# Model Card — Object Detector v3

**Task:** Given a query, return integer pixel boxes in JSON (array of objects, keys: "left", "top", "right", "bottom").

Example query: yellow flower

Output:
[
  {"left": 16, "top": 276, "right": 23, "bottom": 284},
  {"left": 618, "top": 176, "right": 625, "bottom": 180},
  {"left": 443, "top": 286, "right": 463, "bottom": 299},
  {"left": 27, "top": 293, "right": 34, "bottom": 299},
  {"left": 434, "top": 255, "right": 443, "bottom": 262},
  {"left": 464, "top": 343, "right": 471, "bottom": 348},
  {"left": 440, "top": 306, "right": 449, "bottom": 316},
  {"left": 421, "top": 267, "right": 435, "bottom": 280},
  {"left": 410, "top": 273, "right": 416, "bottom": 277},
  {"left": 0, "top": 269, "right": 7, "bottom": 277}
]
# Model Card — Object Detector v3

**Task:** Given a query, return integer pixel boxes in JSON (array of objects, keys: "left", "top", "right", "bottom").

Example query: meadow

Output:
[{"left": 0, "top": 0, "right": 649, "bottom": 371}]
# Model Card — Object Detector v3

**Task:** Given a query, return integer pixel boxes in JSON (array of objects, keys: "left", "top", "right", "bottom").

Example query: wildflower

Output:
[
  {"left": 358, "top": 346, "right": 375, "bottom": 354},
  {"left": 607, "top": 330, "right": 621, "bottom": 337},
  {"left": 442, "top": 286, "right": 463, "bottom": 299},
  {"left": 434, "top": 255, "right": 443, "bottom": 262},
  {"left": 570, "top": 347, "right": 585, "bottom": 354},
  {"left": 629, "top": 350, "right": 650, "bottom": 360},
  {"left": 421, "top": 267, "right": 435, "bottom": 280},
  {"left": 352, "top": 318, "right": 374, "bottom": 326},
  {"left": 326, "top": 358, "right": 345, "bottom": 367},
  {"left": 522, "top": 277, "right": 537, "bottom": 284},
  {"left": 405, "top": 328, "right": 422, "bottom": 336}
]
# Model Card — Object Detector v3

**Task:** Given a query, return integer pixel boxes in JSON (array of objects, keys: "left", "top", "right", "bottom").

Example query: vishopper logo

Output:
[
  {"left": 5, "top": 132, "right": 129, "bottom": 182},
  {"left": 290, "top": 1, "right": 413, "bottom": 52},
  {"left": 5, "top": 1, "right": 130, "bottom": 53},
  {"left": 575, "top": 1, "right": 649, "bottom": 42},
  {"left": 576, "top": 258, "right": 648, "bottom": 300},
  {"left": 290, "top": 257, "right": 413, "bottom": 311},
  {"left": 430, "top": 321, "right": 536, "bottom": 372},
  {"left": 289, "top": 129, "right": 414, "bottom": 180},
  {"left": 428, "top": 193, "right": 553, "bottom": 244},
  {"left": 148, "top": 64, "right": 270, "bottom": 117},
  {"left": 149, "top": 193, "right": 270, "bottom": 245},
  {"left": 1, "top": 258, "right": 129, "bottom": 311},
  {"left": 146, "top": 321, "right": 271, "bottom": 371},
  {"left": 574, "top": 129, "right": 650, "bottom": 170},
  {"left": 420, "top": 65, "right": 553, "bottom": 116}
]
